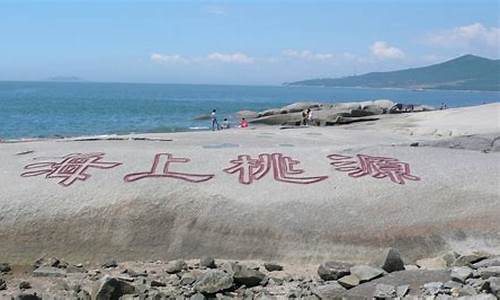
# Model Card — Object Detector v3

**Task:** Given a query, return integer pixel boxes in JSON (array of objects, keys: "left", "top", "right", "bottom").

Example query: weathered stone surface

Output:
[
  {"left": 338, "top": 274, "right": 360, "bottom": 289},
  {"left": 279, "top": 102, "right": 321, "bottom": 114},
  {"left": 233, "top": 264, "right": 266, "bottom": 287},
  {"left": 263, "top": 263, "right": 283, "bottom": 272},
  {"left": 379, "top": 248, "right": 405, "bottom": 273},
  {"left": 350, "top": 265, "right": 385, "bottom": 283},
  {"left": 0, "top": 278, "right": 6, "bottom": 290},
  {"left": 165, "top": 260, "right": 187, "bottom": 274},
  {"left": 451, "top": 266, "right": 473, "bottom": 283},
  {"left": 488, "top": 277, "right": 500, "bottom": 297},
  {"left": 478, "top": 267, "right": 500, "bottom": 279},
  {"left": 311, "top": 282, "right": 346, "bottom": 299},
  {"left": 180, "top": 272, "right": 196, "bottom": 285},
  {"left": 14, "top": 293, "right": 42, "bottom": 300},
  {"left": 32, "top": 266, "right": 67, "bottom": 277},
  {"left": 373, "top": 283, "right": 396, "bottom": 298},
  {"left": 422, "top": 281, "right": 444, "bottom": 296},
  {"left": 151, "top": 280, "right": 167, "bottom": 287},
  {"left": 416, "top": 256, "right": 448, "bottom": 270},
  {"left": 454, "top": 253, "right": 489, "bottom": 267},
  {"left": 456, "top": 294, "right": 497, "bottom": 300},
  {"left": 102, "top": 259, "right": 118, "bottom": 268},
  {"left": 194, "top": 270, "right": 233, "bottom": 294},
  {"left": 0, "top": 262, "right": 11, "bottom": 273},
  {"left": 317, "top": 261, "right": 352, "bottom": 281},
  {"left": 93, "top": 276, "right": 136, "bottom": 300},
  {"left": 251, "top": 112, "right": 302, "bottom": 125},
  {"left": 474, "top": 257, "right": 500, "bottom": 268},
  {"left": 396, "top": 284, "right": 410, "bottom": 297},
  {"left": 200, "top": 257, "right": 216, "bottom": 269},
  {"left": 258, "top": 108, "right": 282, "bottom": 117},
  {"left": 190, "top": 293, "right": 207, "bottom": 300}
]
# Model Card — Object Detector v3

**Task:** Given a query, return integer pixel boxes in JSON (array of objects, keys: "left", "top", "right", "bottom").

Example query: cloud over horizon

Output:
[{"left": 370, "top": 41, "right": 406, "bottom": 60}]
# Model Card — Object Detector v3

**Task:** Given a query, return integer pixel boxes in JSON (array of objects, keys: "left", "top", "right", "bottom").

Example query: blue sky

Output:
[{"left": 0, "top": 0, "right": 498, "bottom": 85}]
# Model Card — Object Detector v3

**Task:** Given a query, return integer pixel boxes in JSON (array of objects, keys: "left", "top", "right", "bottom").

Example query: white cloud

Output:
[
  {"left": 206, "top": 52, "right": 254, "bottom": 64},
  {"left": 282, "top": 49, "right": 335, "bottom": 61},
  {"left": 150, "top": 53, "right": 189, "bottom": 64},
  {"left": 426, "top": 23, "right": 499, "bottom": 50},
  {"left": 370, "top": 41, "right": 405, "bottom": 60}
]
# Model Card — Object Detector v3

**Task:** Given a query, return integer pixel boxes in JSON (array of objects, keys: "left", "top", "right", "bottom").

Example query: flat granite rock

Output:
[{"left": 345, "top": 270, "right": 451, "bottom": 298}]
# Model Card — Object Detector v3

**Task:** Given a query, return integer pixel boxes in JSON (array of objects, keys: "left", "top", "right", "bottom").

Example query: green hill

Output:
[{"left": 287, "top": 55, "right": 500, "bottom": 91}]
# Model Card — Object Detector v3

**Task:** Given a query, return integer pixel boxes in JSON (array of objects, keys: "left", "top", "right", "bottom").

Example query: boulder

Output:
[
  {"left": 373, "top": 283, "right": 396, "bottom": 298},
  {"left": 232, "top": 264, "right": 266, "bottom": 287},
  {"left": 93, "top": 276, "right": 136, "bottom": 300},
  {"left": 371, "top": 99, "right": 396, "bottom": 110},
  {"left": 235, "top": 110, "right": 258, "bottom": 119},
  {"left": 279, "top": 102, "right": 321, "bottom": 114},
  {"left": 416, "top": 256, "right": 448, "bottom": 270},
  {"left": 263, "top": 263, "right": 283, "bottom": 272},
  {"left": 396, "top": 284, "right": 410, "bottom": 297},
  {"left": 422, "top": 281, "right": 444, "bottom": 296},
  {"left": 14, "top": 293, "right": 42, "bottom": 300},
  {"left": 33, "top": 266, "right": 67, "bottom": 277},
  {"left": 180, "top": 272, "right": 196, "bottom": 285},
  {"left": 473, "top": 257, "right": 500, "bottom": 268},
  {"left": 349, "top": 109, "right": 376, "bottom": 117},
  {"left": 194, "top": 270, "right": 233, "bottom": 294},
  {"left": 338, "top": 274, "right": 360, "bottom": 289},
  {"left": 362, "top": 105, "right": 385, "bottom": 115},
  {"left": 165, "top": 259, "right": 187, "bottom": 274},
  {"left": 311, "top": 282, "right": 346, "bottom": 299},
  {"left": 488, "top": 277, "right": 500, "bottom": 297},
  {"left": 478, "top": 267, "right": 500, "bottom": 279},
  {"left": 190, "top": 293, "right": 207, "bottom": 300},
  {"left": 451, "top": 266, "right": 473, "bottom": 283},
  {"left": 0, "top": 262, "right": 11, "bottom": 273},
  {"left": 200, "top": 256, "right": 216, "bottom": 269},
  {"left": 250, "top": 112, "right": 303, "bottom": 125},
  {"left": 317, "top": 261, "right": 352, "bottom": 281},
  {"left": 19, "top": 281, "right": 31, "bottom": 290},
  {"left": 455, "top": 253, "right": 489, "bottom": 267},
  {"left": 258, "top": 108, "right": 282, "bottom": 117},
  {"left": 379, "top": 248, "right": 405, "bottom": 273},
  {"left": 350, "top": 265, "right": 385, "bottom": 283}
]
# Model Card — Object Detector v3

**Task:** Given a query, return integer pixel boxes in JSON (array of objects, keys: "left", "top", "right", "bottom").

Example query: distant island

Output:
[
  {"left": 286, "top": 54, "right": 500, "bottom": 91},
  {"left": 46, "top": 76, "right": 84, "bottom": 82}
]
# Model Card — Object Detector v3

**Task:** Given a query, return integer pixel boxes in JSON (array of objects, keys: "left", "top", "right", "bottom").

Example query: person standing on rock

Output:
[{"left": 211, "top": 109, "right": 220, "bottom": 131}]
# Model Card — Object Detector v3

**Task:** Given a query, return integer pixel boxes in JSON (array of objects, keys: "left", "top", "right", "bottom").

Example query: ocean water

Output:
[{"left": 1, "top": 81, "right": 499, "bottom": 140}]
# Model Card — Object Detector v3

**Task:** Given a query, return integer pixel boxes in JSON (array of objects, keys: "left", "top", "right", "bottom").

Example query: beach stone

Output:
[
  {"left": 474, "top": 257, "right": 500, "bottom": 268},
  {"left": 93, "top": 276, "right": 136, "bottom": 300},
  {"left": 311, "top": 281, "right": 346, "bottom": 299},
  {"left": 350, "top": 265, "right": 385, "bottom": 283},
  {"left": 165, "top": 260, "right": 187, "bottom": 274},
  {"left": 194, "top": 270, "right": 233, "bottom": 294},
  {"left": 0, "top": 262, "right": 11, "bottom": 273},
  {"left": 32, "top": 266, "right": 67, "bottom": 277},
  {"left": 263, "top": 262, "right": 283, "bottom": 272},
  {"left": 478, "top": 267, "right": 500, "bottom": 279},
  {"left": 232, "top": 264, "right": 266, "bottom": 287},
  {"left": 190, "top": 293, "right": 207, "bottom": 300},
  {"left": 416, "top": 256, "right": 448, "bottom": 270},
  {"left": 338, "top": 274, "right": 360, "bottom": 289},
  {"left": 101, "top": 259, "right": 118, "bottom": 268},
  {"left": 19, "top": 281, "right": 31, "bottom": 290},
  {"left": 452, "top": 266, "right": 474, "bottom": 283},
  {"left": 317, "top": 261, "right": 352, "bottom": 281},
  {"left": 0, "top": 278, "right": 6, "bottom": 290},
  {"left": 373, "top": 283, "right": 396, "bottom": 298},
  {"left": 200, "top": 256, "right": 216, "bottom": 268},
  {"left": 379, "top": 248, "right": 405, "bottom": 273}
]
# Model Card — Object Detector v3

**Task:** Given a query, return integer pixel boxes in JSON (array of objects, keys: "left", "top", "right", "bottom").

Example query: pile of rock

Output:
[
  {"left": 241, "top": 99, "right": 434, "bottom": 127},
  {"left": 1, "top": 249, "right": 500, "bottom": 299}
]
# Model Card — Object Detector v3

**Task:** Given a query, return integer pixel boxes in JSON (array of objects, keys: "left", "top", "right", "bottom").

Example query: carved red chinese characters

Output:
[
  {"left": 21, "top": 152, "right": 122, "bottom": 187},
  {"left": 124, "top": 153, "right": 214, "bottom": 183},
  {"left": 327, "top": 153, "right": 420, "bottom": 185},
  {"left": 224, "top": 153, "right": 328, "bottom": 185}
]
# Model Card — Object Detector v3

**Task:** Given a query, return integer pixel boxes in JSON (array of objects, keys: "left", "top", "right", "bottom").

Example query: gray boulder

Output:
[
  {"left": 350, "top": 265, "right": 385, "bottom": 283},
  {"left": 263, "top": 262, "right": 283, "bottom": 272},
  {"left": 194, "top": 270, "right": 233, "bottom": 294},
  {"left": 258, "top": 108, "right": 282, "bottom": 117},
  {"left": 200, "top": 256, "right": 216, "bottom": 269},
  {"left": 451, "top": 266, "right": 473, "bottom": 283},
  {"left": 478, "top": 266, "right": 500, "bottom": 279},
  {"left": 379, "top": 248, "right": 405, "bottom": 273},
  {"left": 0, "top": 262, "right": 11, "bottom": 273},
  {"left": 101, "top": 259, "right": 118, "bottom": 268},
  {"left": 338, "top": 274, "right": 360, "bottom": 289},
  {"left": 455, "top": 253, "right": 489, "bottom": 267},
  {"left": 422, "top": 281, "right": 445, "bottom": 296},
  {"left": 279, "top": 102, "right": 321, "bottom": 114},
  {"left": 165, "top": 259, "right": 187, "bottom": 274},
  {"left": 232, "top": 264, "right": 266, "bottom": 287},
  {"left": 93, "top": 276, "right": 136, "bottom": 300},
  {"left": 250, "top": 112, "right": 302, "bottom": 125},
  {"left": 317, "top": 261, "right": 352, "bottom": 281},
  {"left": 474, "top": 257, "right": 500, "bottom": 268},
  {"left": 488, "top": 277, "right": 500, "bottom": 297},
  {"left": 373, "top": 283, "right": 396, "bottom": 298},
  {"left": 311, "top": 281, "right": 346, "bottom": 299}
]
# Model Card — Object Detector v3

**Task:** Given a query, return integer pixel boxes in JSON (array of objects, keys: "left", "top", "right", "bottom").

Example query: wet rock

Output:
[
  {"left": 165, "top": 260, "right": 187, "bottom": 274},
  {"left": 101, "top": 259, "right": 118, "bottom": 268},
  {"left": 416, "top": 256, "right": 448, "bottom": 270},
  {"left": 452, "top": 266, "right": 474, "bottom": 283},
  {"left": 379, "top": 248, "right": 405, "bottom": 273},
  {"left": 478, "top": 267, "right": 500, "bottom": 279},
  {"left": 263, "top": 263, "right": 283, "bottom": 272},
  {"left": 194, "top": 270, "right": 233, "bottom": 294},
  {"left": 200, "top": 257, "right": 216, "bottom": 269},
  {"left": 373, "top": 283, "right": 396, "bottom": 298},
  {"left": 33, "top": 266, "right": 67, "bottom": 277},
  {"left": 311, "top": 282, "right": 346, "bottom": 299},
  {"left": 0, "top": 262, "right": 11, "bottom": 273},
  {"left": 233, "top": 264, "right": 266, "bottom": 287},
  {"left": 350, "top": 265, "right": 385, "bottom": 283},
  {"left": 338, "top": 274, "right": 360, "bottom": 289},
  {"left": 317, "top": 261, "right": 352, "bottom": 281},
  {"left": 93, "top": 275, "right": 136, "bottom": 300},
  {"left": 19, "top": 281, "right": 31, "bottom": 290},
  {"left": 0, "top": 278, "right": 6, "bottom": 290}
]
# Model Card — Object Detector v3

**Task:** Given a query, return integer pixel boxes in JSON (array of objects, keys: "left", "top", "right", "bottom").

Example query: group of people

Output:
[{"left": 210, "top": 109, "right": 248, "bottom": 131}]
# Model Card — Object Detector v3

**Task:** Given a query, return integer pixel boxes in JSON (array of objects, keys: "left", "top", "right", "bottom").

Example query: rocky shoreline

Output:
[{"left": 1, "top": 248, "right": 500, "bottom": 299}]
